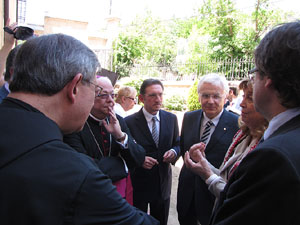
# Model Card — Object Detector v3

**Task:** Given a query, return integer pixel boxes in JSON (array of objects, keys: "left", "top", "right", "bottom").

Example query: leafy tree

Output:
[{"left": 113, "top": 12, "right": 178, "bottom": 78}]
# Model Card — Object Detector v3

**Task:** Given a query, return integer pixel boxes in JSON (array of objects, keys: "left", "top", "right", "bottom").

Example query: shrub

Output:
[
  {"left": 187, "top": 79, "right": 201, "bottom": 111},
  {"left": 164, "top": 94, "right": 186, "bottom": 111},
  {"left": 123, "top": 78, "right": 144, "bottom": 95}
]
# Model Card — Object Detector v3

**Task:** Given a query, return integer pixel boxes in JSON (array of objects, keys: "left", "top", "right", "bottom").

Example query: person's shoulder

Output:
[
  {"left": 184, "top": 109, "right": 202, "bottom": 118},
  {"left": 47, "top": 139, "right": 100, "bottom": 172},
  {"left": 160, "top": 109, "right": 176, "bottom": 116},
  {"left": 223, "top": 109, "right": 239, "bottom": 120},
  {"left": 124, "top": 110, "right": 140, "bottom": 121}
]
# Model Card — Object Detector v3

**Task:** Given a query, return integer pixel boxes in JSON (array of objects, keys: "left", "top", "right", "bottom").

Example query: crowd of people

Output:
[{"left": 0, "top": 18, "right": 299, "bottom": 225}]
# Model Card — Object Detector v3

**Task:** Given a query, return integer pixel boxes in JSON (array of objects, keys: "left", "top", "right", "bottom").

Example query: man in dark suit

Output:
[
  {"left": 209, "top": 21, "right": 300, "bottom": 225},
  {"left": 0, "top": 34, "right": 158, "bottom": 225},
  {"left": 125, "top": 78, "right": 180, "bottom": 225},
  {"left": 64, "top": 76, "right": 145, "bottom": 204},
  {"left": 177, "top": 73, "right": 239, "bottom": 225}
]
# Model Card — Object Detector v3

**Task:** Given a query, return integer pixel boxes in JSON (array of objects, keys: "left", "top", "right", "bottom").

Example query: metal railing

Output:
[{"left": 93, "top": 48, "right": 254, "bottom": 81}]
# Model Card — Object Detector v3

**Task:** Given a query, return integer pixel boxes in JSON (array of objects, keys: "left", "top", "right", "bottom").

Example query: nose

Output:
[
  {"left": 207, "top": 96, "right": 215, "bottom": 103},
  {"left": 240, "top": 96, "right": 246, "bottom": 108}
]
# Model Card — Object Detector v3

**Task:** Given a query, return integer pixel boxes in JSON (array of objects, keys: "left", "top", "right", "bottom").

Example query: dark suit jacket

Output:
[
  {"left": 125, "top": 109, "right": 180, "bottom": 201},
  {"left": 0, "top": 97, "right": 158, "bottom": 225},
  {"left": 177, "top": 109, "right": 239, "bottom": 225},
  {"left": 0, "top": 85, "right": 9, "bottom": 103},
  {"left": 64, "top": 115, "right": 146, "bottom": 181},
  {"left": 210, "top": 114, "right": 300, "bottom": 225}
]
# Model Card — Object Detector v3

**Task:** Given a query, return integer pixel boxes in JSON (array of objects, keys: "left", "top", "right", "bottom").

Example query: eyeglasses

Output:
[
  {"left": 248, "top": 68, "right": 258, "bottom": 82},
  {"left": 126, "top": 96, "right": 137, "bottom": 102},
  {"left": 200, "top": 93, "right": 223, "bottom": 100},
  {"left": 145, "top": 93, "right": 163, "bottom": 98},
  {"left": 96, "top": 92, "right": 116, "bottom": 99},
  {"left": 86, "top": 81, "right": 102, "bottom": 97}
]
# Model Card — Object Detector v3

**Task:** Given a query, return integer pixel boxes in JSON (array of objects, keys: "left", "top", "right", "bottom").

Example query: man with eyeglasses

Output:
[
  {"left": 177, "top": 73, "right": 239, "bottom": 225},
  {"left": 210, "top": 21, "right": 300, "bottom": 225},
  {"left": 125, "top": 78, "right": 180, "bottom": 225},
  {"left": 64, "top": 76, "right": 146, "bottom": 205},
  {"left": 0, "top": 34, "right": 158, "bottom": 224}
]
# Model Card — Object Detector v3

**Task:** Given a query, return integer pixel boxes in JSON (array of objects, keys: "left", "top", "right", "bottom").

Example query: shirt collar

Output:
[
  {"left": 264, "top": 107, "right": 300, "bottom": 140},
  {"left": 202, "top": 109, "right": 224, "bottom": 127},
  {"left": 142, "top": 107, "right": 160, "bottom": 123},
  {"left": 89, "top": 113, "right": 107, "bottom": 125}
]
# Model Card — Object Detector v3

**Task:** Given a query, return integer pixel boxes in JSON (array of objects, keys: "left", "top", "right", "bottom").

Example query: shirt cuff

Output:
[
  {"left": 116, "top": 133, "right": 128, "bottom": 148},
  {"left": 205, "top": 174, "right": 219, "bottom": 185},
  {"left": 170, "top": 148, "right": 177, "bottom": 157}
]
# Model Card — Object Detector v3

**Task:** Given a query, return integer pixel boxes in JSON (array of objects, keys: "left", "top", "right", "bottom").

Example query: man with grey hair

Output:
[
  {"left": 177, "top": 73, "right": 239, "bottom": 225},
  {"left": 0, "top": 34, "right": 158, "bottom": 224}
]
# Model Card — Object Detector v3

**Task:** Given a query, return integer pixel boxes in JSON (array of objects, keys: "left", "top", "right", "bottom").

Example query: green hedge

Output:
[
  {"left": 164, "top": 95, "right": 186, "bottom": 111},
  {"left": 187, "top": 80, "right": 201, "bottom": 111}
]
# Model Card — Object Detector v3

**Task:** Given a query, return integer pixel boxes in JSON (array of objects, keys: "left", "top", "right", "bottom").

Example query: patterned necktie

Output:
[
  {"left": 152, "top": 116, "right": 159, "bottom": 147},
  {"left": 201, "top": 120, "right": 213, "bottom": 144}
]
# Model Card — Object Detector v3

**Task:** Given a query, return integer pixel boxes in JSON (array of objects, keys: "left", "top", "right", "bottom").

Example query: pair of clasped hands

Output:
[
  {"left": 184, "top": 142, "right": 214, "bottom": 180},
  {"left": 143, "top": 150, "right": 176, "bottom": 169}
]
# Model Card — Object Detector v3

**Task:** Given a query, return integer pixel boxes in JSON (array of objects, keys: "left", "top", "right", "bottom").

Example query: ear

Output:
[
  {"left": 264, "top": 77, "right": 273, "bottom": 89},
  {"left": 121, "top": 96, "right": 126, "bottom": 103},
  {"left": 138, "top": 94, "right": 144, "bottom": 104},
  {"left": 66, "top": 73, "right": 83, "bottom": 104}
]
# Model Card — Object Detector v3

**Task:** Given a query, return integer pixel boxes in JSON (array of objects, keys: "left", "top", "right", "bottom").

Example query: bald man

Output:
[{"left": 64, "top": 76, "right": 146, "bottom": 203}]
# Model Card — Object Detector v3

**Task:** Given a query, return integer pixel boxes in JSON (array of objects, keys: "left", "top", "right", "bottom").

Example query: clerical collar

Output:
[{"left": 89, "top": 113, "right": 107, "bottom": 126}]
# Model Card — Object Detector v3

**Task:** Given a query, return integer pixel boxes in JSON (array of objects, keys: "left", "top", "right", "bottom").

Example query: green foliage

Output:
[
  {"left": 113, "top": 12, "right": 178, "bottom": 78},
  {"left": 187, "top": 80, "right": 201, "bottom": 111},
  {"left": 164, "top": 95, "right": 186, "bottom": 111},
  {"left": 113, "top": 34, "right": 146, "bottom": 77},
  {"left": 123, "top": 78, "right": 144, "bottom": 96},
  {"left": 112, "top": 0, "right": 288, "bottom": 79}
]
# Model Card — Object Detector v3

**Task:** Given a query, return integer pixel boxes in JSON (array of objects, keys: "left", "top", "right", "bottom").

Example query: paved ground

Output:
[
  {"left": 168, "top": 159, "right": 184, "bottom": 225},
  {"left": 168, "top": 111, "right": 184, "bottom": 225}
]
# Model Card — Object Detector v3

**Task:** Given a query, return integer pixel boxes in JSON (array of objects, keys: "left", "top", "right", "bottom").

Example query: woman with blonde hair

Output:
[{"left": 114, "top": 86, "right": 137, "bottom": 117}]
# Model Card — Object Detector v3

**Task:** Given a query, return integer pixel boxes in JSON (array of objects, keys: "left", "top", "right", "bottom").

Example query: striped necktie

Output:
[
  {"left": 152, "top": 116, "right": 159, "bottom": 147},
  {"left": 201, "top": 120, "right": 213, "bottom": 144}
]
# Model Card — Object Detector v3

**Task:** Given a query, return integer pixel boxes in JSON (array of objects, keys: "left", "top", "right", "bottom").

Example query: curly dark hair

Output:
[{"left": 254, "top": 21, "right": 300, "bottom": 108}]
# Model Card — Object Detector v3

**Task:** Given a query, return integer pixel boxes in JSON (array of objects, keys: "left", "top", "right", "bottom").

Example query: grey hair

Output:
[
  {"left": 197, "top": 73, "right": 229, "bottom": 95},
  {"left": 10, "top": 33, "right": 100, "bottom": 95}
]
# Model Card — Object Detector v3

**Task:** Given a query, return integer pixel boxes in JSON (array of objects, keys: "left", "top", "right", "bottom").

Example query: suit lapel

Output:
[
  {"left": 191, "top": 110, "right": 203, "bottom": 145},
  {"left": 135, "top": 109, "right": 156, "bottom": 146},
  {"left": 206, "top": 111, "right": 229, "bottom": 153},
  {"left": 158, "top": 110, "right": 167, "bottom": 147}
]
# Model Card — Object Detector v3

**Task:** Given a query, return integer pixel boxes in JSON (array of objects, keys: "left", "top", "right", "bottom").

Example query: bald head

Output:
[
  {"left": 91, "top": 76, "right": 115, "bottom": 119},
  {"left": 96, "top": 76, "right": 112, "bottom": 88}
]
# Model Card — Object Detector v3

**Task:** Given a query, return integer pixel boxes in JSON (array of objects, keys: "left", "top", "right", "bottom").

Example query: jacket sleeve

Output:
[
  {"left": 73, "top": 168, "right": 159, "bottom": 225},
  {"left": 211, "top": 147, "right": 300, "bottom": 225},
  {"left": 171, "top": 114, "right": 181, "bottom": 159},
  {"left": 118, "top": 116, "right": 146, "bottom": 169}
]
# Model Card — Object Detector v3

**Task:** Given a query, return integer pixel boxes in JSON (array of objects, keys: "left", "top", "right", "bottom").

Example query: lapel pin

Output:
[{"left": 224, "top": 128, "right": 226, "bottom": 131}]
